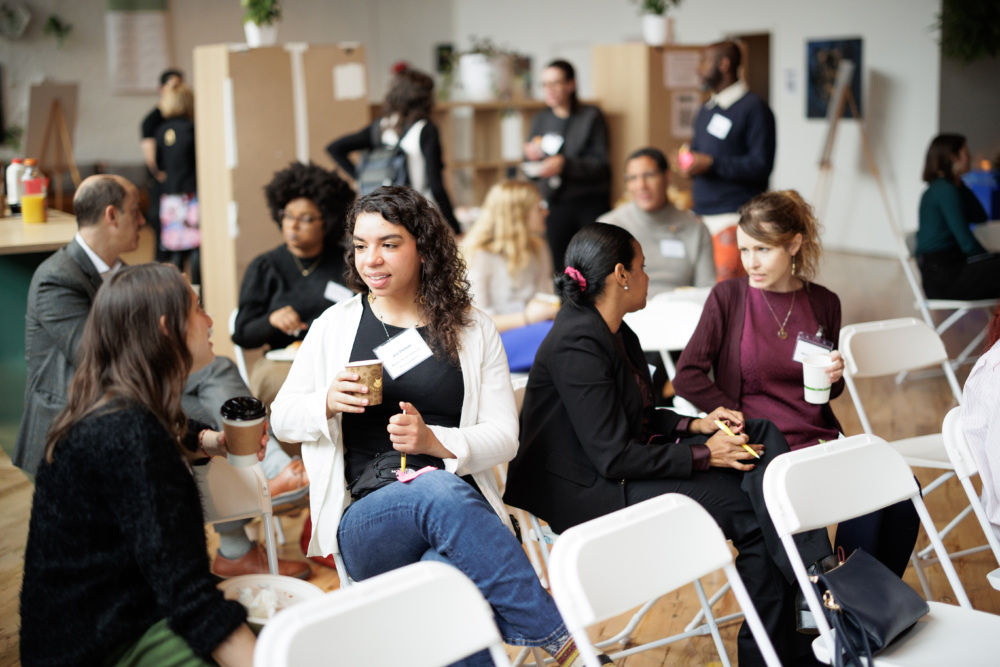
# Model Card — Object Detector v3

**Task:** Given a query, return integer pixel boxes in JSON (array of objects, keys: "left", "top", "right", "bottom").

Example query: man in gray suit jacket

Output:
[
  {"left": 14, "top": 175, "right": 310, "bottom": 578},
  {"left": 14, "top": 175, "right": 144, "bottom": 474}
]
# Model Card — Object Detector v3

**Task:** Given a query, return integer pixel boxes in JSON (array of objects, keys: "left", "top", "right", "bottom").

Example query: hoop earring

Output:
[{"left": 419, "top": 294, "right": 427, "bottom": 305}]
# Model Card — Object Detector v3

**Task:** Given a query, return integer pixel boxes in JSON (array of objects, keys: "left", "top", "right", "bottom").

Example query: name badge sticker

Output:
[
  {"left": 659, "top": 238, "right": 687, "bottom": 258},
  {"left": 706, "top": 113, "right": 733, "bottom": 140},
  {"left": 324, "top": 281, "right": 354, "bottom": 303},
  {"left": 374, "top": 327, "right": 433, "bottom": 379},
  {"left": 793, "top": 331, "right": 834, "bottom": 363},
  {"left": 540, "top": 132, "right": 565, "bottom": 156}
]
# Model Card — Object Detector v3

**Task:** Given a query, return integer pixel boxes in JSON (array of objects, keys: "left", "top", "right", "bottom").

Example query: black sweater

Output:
[
  {"left": 20, "top": 406, "right": 246, "bottom": 666},
  {"left": 233, "top": 244, "right": 350, "bottom": 350}
]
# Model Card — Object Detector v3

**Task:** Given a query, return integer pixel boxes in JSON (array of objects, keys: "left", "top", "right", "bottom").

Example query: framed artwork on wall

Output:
[{"left": 806, "top": 38, "right": 862, "bottom": 119}]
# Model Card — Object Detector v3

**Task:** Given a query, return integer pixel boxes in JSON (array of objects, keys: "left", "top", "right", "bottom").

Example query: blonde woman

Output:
[{"left": 463, "top": 181, "right": 559, "bottom": 334}]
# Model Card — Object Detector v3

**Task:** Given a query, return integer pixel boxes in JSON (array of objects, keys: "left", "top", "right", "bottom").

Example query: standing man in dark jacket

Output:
[{"left": 680, "top": 41, "right": 775, "bottom": 282}]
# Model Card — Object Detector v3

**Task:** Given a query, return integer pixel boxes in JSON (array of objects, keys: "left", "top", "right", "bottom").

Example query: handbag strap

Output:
[{"left": 827, "top": 604, "right": 875, "bottom": 667}]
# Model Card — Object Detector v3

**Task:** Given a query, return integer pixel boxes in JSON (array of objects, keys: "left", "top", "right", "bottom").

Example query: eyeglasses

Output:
[{"left": 281, "top": 210, "right": 322, "bottom": 224}]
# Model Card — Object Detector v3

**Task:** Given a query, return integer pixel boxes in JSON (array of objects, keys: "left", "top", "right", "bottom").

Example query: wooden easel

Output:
[
  {"left": 37, "top": 99, "right": 81, "bottom": 211},
  {"left": 812, "top": 60, "right": 901, "bottom": 239}
]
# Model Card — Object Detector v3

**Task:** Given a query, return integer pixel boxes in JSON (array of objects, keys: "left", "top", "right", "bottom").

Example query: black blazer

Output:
[
  {"left": 504, "top": 301, "right": 693, "bottom": 534},
  {"left": 527, "top": 105, "right": 610, "bottom": 204}
]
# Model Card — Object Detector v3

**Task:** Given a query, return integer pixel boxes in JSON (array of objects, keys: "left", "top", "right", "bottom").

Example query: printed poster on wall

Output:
[
  {"left": 670, "top": 91, "right": 700, "bottom": 139},
  {"left": 105, "top": 0, "right": 171, "bottom": 95},
  {"left": 806, "top": 38, "right": 863, "bottom": 119}
]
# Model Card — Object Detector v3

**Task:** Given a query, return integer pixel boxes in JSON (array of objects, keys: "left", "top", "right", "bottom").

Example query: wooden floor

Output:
[{"left": 1, "top": 250, "right": 998, "bottom": 666}]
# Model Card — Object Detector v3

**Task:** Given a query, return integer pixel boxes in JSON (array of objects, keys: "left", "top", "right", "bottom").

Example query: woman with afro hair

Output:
[{"left": 232, "top": 161, "right": 356, "bottom": 411}]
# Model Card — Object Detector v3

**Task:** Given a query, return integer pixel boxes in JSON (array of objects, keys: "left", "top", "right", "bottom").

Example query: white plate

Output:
[
  {"left": 520, "top": 161, "right": 546, "bottom": 178},
  {"left": 218, "top": 574, "right": 324, "bottom": 628},
  {"left": 265, "top": 346, "right": 298, "bottom": 362}
]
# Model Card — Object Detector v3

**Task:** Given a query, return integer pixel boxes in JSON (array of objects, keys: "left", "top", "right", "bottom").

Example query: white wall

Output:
[
  {"left": 1, "top": 0, "right": 452, "bottom": 165},
  {"left": 3, "top": 0, "right": 941, "bottom": 255},
  {"left": 453, "top": 0, "right": 942, "bottom": 255}
]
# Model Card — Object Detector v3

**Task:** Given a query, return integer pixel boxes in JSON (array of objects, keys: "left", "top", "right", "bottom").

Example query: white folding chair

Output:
[
  {"left": 839, "top": 317, "right": 968, "bottom": 597},
  {"left": 254, "top": 561, "right": 511, "bottom": 667},
  {"left": 194, "top": 458, "right": 279, "bottom": 575},
  {"left": 762, "top": 434, "right": 1000, "bottom": 665},
  {"left": 622, "top": 292, "right": 707, "bottom": 417},
  {"left": 896, "top": 231, "right": 996, "bottom": 375},
  {"left": 228, "top": 308, "right": 252, "bottom": 387},
  {"left": 941, "top": 406, "right": 1000, "bottom": 591},
  {"left": 548, "top": 494, "right": 780, "bottom": 667}
]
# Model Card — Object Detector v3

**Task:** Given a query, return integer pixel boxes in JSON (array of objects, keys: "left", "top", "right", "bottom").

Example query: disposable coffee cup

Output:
[
  {"left": 345, "top": 360, "right": 383, "bottom": 406},
  {"left": 802, "top": 353, "right": 833, "bottom": 405},
  {"left": 220, "top": 397, "right": 267, "bottom": 467}
]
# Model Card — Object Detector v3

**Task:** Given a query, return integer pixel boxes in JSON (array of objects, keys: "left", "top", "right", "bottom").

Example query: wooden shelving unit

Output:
[{"left": 434, "top": 99, "right": 548, "bottom": 207}]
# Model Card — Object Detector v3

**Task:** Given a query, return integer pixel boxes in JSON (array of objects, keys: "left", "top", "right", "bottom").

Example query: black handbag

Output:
[
  {"left": 811, "top": 549, "right": 929, "bottom": 667},
  {"left": 346, "top": 450, "right": 441, "bottom": 500}
]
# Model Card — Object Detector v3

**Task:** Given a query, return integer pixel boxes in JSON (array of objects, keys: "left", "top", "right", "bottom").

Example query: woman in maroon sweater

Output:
[{"left": 674, "top": 190, "right": 919, "bottom": 581}]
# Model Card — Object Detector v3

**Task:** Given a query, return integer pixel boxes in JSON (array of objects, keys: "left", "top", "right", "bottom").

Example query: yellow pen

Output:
[
  {"left": 714, "top": 420, "right": 761, "bottom": 460},
  {"left": 399, "top": 408, "right": 406, "bottom": 474}
]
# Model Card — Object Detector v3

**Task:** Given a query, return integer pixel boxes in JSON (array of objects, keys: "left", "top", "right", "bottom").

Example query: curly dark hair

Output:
[
  {"left": 346, "top": 186, "right": 471, "bottom": 364},
  {"left": 264, "top": 162, "right": 356, "bottom": 248},
  {"left": 384, "top": 69, "right": 434, "bottom": 134}
]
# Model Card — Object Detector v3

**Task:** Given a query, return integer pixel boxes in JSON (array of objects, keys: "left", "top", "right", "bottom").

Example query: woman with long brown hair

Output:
[
  {"left": 271, "top": 186, "right": 608, "bottom": 666},
  {"left": 327, "top": 68, "right": 460, "bottom": 234},
  {"left": 20, "top": 264, "right": 259, "bottom": 666},
  {"left": 674, "top": 190, "right": 918, "bottom": 587}
]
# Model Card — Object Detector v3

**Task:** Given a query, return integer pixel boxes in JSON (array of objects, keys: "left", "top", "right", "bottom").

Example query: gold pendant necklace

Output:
[
  {"left": 291, "top": 254, "right": 322, "bottom": 277},
  {"left": 759, "top": 289, "right": 796, "bottom": 340}
]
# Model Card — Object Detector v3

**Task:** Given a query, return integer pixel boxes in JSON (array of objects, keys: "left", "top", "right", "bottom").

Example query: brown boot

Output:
[{"left": 212, "top": 543, "right": 311, "bottom": 580}]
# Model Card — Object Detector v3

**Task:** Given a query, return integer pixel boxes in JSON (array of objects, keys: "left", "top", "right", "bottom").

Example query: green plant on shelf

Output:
[
  {"left": 629, "top": 0, "right": 682, "bottom": 15},
  {"left": 241, "top": 0, "right": 281, "bottom": 26},
  {"left": 43, "top": 14, "right": 72, "bottom": 48}
]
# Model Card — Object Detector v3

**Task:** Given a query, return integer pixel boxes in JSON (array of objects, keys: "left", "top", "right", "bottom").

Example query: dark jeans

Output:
[
  {"left": 626, "top": 419, "right": 830, "bottom": 667},
  {"left": 546, "top": 193, "right": 611, "bottom": 271},
  {"left": 917, "top": 248, "right": 1000, "bottom": 300}
]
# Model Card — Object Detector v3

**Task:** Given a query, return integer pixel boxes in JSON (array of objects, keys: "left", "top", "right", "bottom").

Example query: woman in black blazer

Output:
[
  {"left": 504, "top": 222, "right": 832, "bottom": 667},
  {"left": 523, "top": 60, "right": 611, "bottom": 270}
]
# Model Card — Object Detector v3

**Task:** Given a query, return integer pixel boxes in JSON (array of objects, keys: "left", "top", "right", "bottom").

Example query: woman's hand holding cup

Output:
[
  {"left": 325, "top": 370, "right": 370, "bottom": 418},
  {"left": 826, "top": 350, "right": 845, "bottom": 383},
  {"left": 209, "top": 426, "right": 268, "bottom": 463}
]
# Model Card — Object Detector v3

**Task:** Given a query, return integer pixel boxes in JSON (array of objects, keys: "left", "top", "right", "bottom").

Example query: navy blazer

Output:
[
  {"left": 504, "top": 301, "right": 693, "bottom": 534},
  {"left": 15, "top": 239, "right": 103, "bottom": 474}
]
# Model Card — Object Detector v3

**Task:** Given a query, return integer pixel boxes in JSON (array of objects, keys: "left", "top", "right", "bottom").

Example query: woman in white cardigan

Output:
[{"left": 271, "top": 187, "right": 606, "bottom": 667}]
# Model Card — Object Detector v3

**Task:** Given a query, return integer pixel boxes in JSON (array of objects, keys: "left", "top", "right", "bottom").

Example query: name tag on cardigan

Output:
[
  {"left": 706, "top": 113, "right": 733, "bottom": 140},
  {"left": 374, "top": 327, "right": 433, "bottom": 379}
]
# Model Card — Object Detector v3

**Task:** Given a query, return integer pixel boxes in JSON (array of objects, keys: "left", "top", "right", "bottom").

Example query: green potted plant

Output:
[
  {"left": 630, "top": 0, "right": 682, "bottom": 47},
  {"left": 241, "top": 0, "right": 281, "bottom": 48},
  {"left": 456, "top": 37, "right": 528, "bottom": 101}
]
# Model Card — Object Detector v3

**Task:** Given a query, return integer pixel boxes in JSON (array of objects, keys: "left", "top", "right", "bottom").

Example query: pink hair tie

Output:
[{"left": 564, "top": 266, "right": 587, "bottom": 292}]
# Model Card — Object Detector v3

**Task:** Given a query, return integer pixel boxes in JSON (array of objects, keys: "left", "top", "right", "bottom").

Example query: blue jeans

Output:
[{"left": 338, "top": 470, "right": 567, "bottom": 661}]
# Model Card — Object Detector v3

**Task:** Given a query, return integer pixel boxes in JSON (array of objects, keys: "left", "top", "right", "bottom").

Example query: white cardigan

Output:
[{"left": 271, "top": 294, "right": 518, "bottom": 557}]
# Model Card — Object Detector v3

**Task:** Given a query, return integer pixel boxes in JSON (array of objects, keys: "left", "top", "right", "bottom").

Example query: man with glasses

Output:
[{"left": 600, "top": 147, "right": 716, "bottom": 296}]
